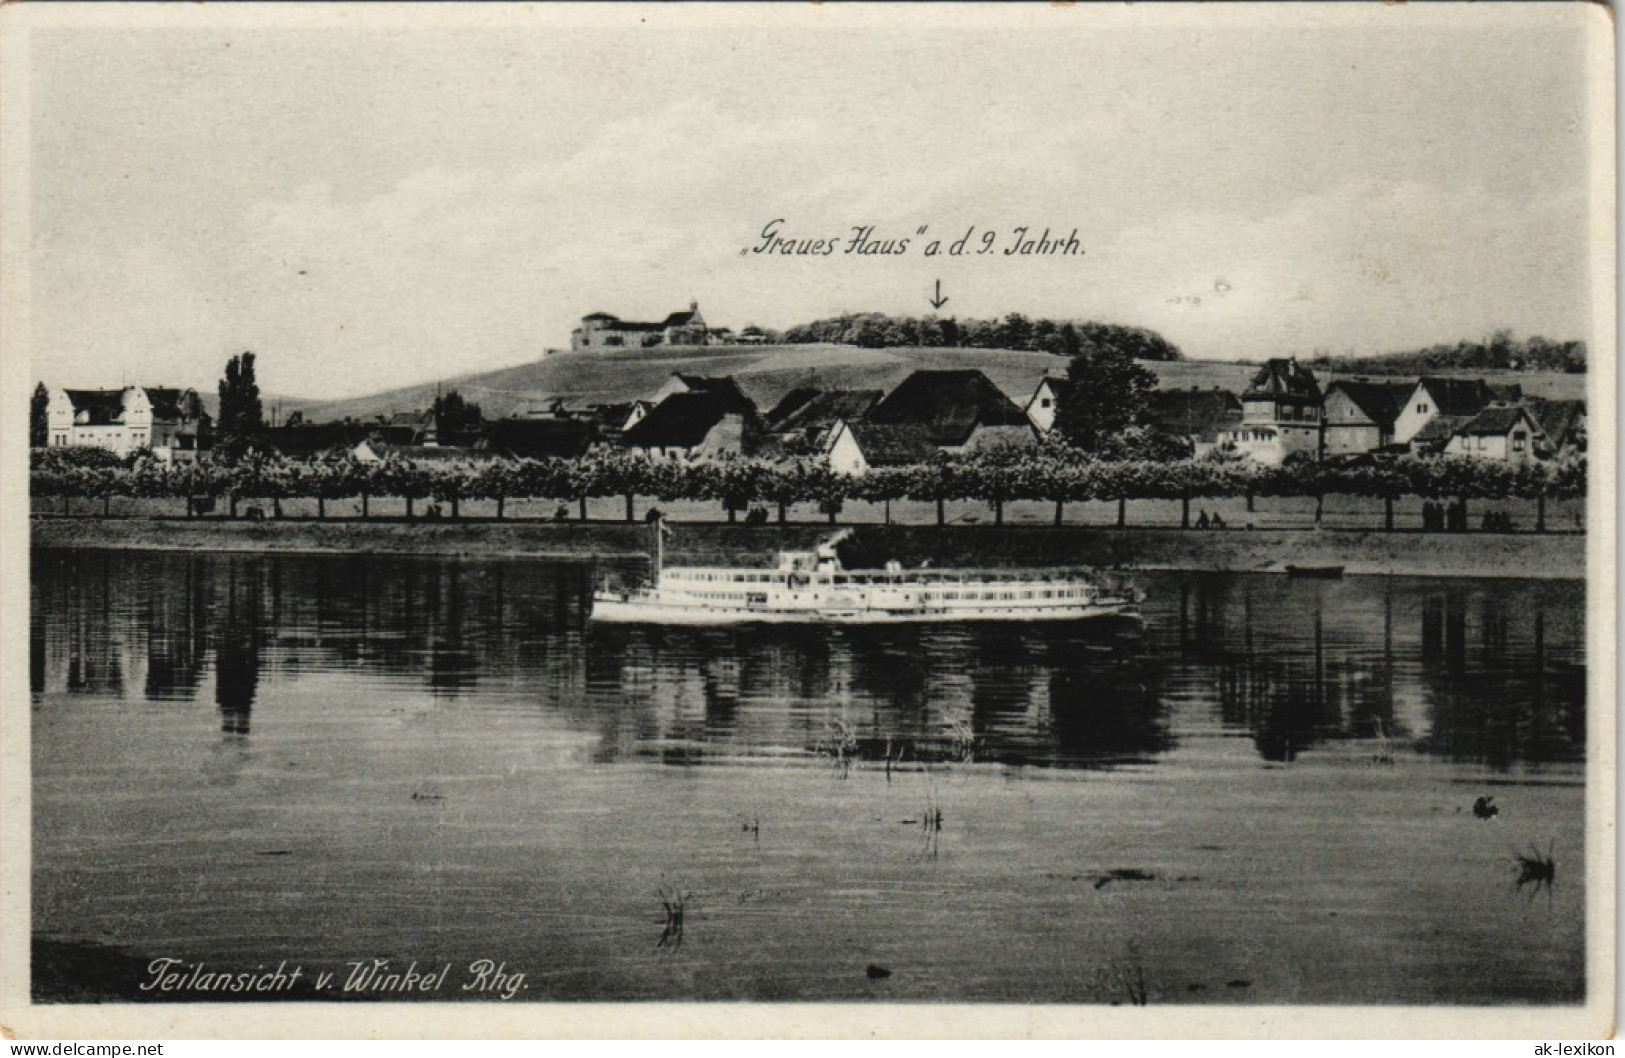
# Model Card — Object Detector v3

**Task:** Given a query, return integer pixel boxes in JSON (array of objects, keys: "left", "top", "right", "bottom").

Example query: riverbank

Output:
[{"left": 30, "top": 516, "right": 1586, "bottom": 579}]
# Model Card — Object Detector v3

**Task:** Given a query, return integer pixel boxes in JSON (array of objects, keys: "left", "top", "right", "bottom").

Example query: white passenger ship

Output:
[{"left": 590, "top": 526, "right": 1142, "bottom": 626}]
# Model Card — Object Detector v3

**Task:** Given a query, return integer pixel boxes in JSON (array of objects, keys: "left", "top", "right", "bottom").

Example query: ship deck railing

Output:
[{"left": 658, "top": 566, "right": 1126, "bottom": 586}]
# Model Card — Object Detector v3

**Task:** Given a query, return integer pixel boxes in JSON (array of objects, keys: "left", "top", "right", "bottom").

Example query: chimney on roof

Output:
[{"left": 690, "top": 300, "right": 698, "bottom": 313}]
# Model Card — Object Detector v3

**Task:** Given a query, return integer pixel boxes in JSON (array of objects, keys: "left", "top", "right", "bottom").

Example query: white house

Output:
[
  {"left": 46, "top": 386, "right": 210, "bottom": 459},
  {"left": 823, "top": 419, "right": 940, "bottom": 476},
  {"left": 1442, "top": 405, "right": 1545, "bottom": 464},
  {"left": 1391, "top": 377, "right": 1521, "bottom": 446}
]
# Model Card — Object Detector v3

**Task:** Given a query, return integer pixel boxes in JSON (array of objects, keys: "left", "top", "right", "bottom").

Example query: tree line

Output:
[
  {"left": 31, "top": 444, "right": 1586, "bottom": 532},
  {"left": 1308, "top": 330, "right": 1586, "bottom": 375},
  {"left": 767, "top": 313, "right": 1183, "bottom": 359}
]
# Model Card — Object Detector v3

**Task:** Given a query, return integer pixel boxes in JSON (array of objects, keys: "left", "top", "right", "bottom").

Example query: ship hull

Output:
[{"left": 589, "top": 594, "right": 1140, "bottom": 625}]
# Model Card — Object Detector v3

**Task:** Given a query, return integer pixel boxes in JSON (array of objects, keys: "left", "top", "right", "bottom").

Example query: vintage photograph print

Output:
[{"left": 2, "top": 1, "right": 1613, "bottom": 1039}]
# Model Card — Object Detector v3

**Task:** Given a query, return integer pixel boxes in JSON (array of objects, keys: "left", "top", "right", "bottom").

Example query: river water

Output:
[{"left": 30, "top": 550, "right": 1586, "bottom": 1004}]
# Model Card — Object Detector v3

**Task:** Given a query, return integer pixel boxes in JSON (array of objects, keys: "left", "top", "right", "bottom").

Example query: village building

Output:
[
  {"left": 823, "top": 419, "right": 941, "bottom": 476},
  {"left": 570, "top": 302, "right": 713, "bottom": 350},
  {"left": 480, "top": 417, "right": 599, "bottom": 460},
  {"left": 765, "top": 389, "right": 883, "bottom": 452},
  {"left": 1441, "top": 404, "right": 1546, "bottom": 464},
  {"left": 644, "top": 373, "right": 757, "bottom": 411},
  {"left": 1216, "top": 358, "right": 1323, "bottom": 464},
  {"left": 620, "top": 392, "right": 759, "bottom": 460},
  {"left": 1391, "top": 376, "right": 1522, "bottom": 447},
  {"left": 259, "top": 421, "right": 374, "bottom": 460},
  {"left": 763, "top": 387, "right": 821, "bottom": 427},
  {"left": 1023, "top": 376, "right": 1071, "bottom": 435},
  {"left": 46, "top": 386, "right": 211, "bottom": 460},
  {"left": 1526, "top": 398, "right": 1587, "bottom": 460},
  {"left": 1320, "top": 379, "right": 1413, "bottom": 456},
  {"left": 1146, "top": 388, "right": 1244, "bottom": 458},
  {"left": 866, "top": 369, "right": 1035, "bottom": 454}
]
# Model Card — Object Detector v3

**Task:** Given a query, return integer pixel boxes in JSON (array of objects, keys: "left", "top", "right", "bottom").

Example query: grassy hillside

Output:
[{"left": 294, "top": 343, "right": 1588, "bottom": 423}]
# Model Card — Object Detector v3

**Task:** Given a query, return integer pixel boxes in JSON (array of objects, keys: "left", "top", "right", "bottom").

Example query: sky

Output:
[{"left": 19, "top": 4, "right": 1607, "bottom": 400}]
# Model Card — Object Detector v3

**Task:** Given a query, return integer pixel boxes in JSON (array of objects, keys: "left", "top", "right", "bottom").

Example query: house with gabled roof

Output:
[
  {"left": 260, "top": 421, "right": 374, "bottom": 460},
  {"left": 767, "top": 389, "right": 883, "bottom": 451},
  {"left": 763, "top": 387, "right": 821, "bottom": 430},
  {"left": 46, "top": 386, "right": 211, "bottom": 459},
  {"left": 570, "top": 301, "right": 713, "bottom": 349},
  {"left": 1216, "top": 358, "right": 1322, "bottom": 464},
  {"left": 823, "top": 419, "right": 941, "bottom": 476},
  {"left": 1321, "top": 378, "right": 1413, "bottom": 456},
  {"left": 481, "top": 417, "right": 599, "bottom": 460},
  {"left": 644, "top": 372, "right": 757, "bottom": 414},
  {"left": 866, "top": 369, "right": 1035, "bottom": 454},
  {"left": 1392, "top": 376, "right": 1521, "bottom": 446},
  {"left": 1024, "top": 376, "right": 1072, "bottom": 435},
  {"left": 1442, "top": 404, "right": 1546, "bottom": 464},
  {"left": 1407, "top": 414, "right": 1472, "bottom": 455},
  {"left": 621, "top": 391, "right": 758, "bottom": 460},
  {"left": 1526, "top": 398, "right": 1586, "bottom": 459}
]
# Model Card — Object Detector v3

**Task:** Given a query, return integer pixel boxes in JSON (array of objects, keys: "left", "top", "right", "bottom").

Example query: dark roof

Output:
[
  {"left": 63, "top": 389, "right": 127, "bottom": 425},
  {"left": 481, "top": 418, "right": 597, "bottom": 459},
  {"left": 141, "top": 387, "right": 200, "bottom": 421},
  {"left": 1147, "top": 388, "right": 1243, "bottom": 442},
  {"left": 1416, "top": 377, "right": 1521, "bottom": 417},
  {"left": 770, "top": 389, "right": 882, "bottom": 435},
  {"left": 868, "top": 370, "right": 1030, "bottom": 446},
  {"left": 1410, "top": 414, "right": 1470, "bottom": 447},
  {"left": 582, "top": 305, "right": 703, "bottom": 331},
  {"left": 764, "top": 387, "right": 820, "bottom": 428},
  {"left": 672, "top": 375, "right": 756, "bottom": 414},
  {"left": 1526, "top": 399, "right": 1585, "bottom": 447},
  {"left": 1244, "top": 359, "right": 1321, "bottom": 401},
  {"left": 622, "top": 392, "right": 738, "bottom": 449},
  {"left": 1456, "top": 405, "right": 1538, "bottom": 437},
  {"left": 844, "top": 422, "right": 942, "bottom": 467},
  {"left": 260, "top": 423, "right": 372, "bottom": 458},
  {"left": 1031, "top": 376, "right": 1073, "bottom": 403},
  {"left": 1324, "top": 380, "right": 1411, "bottom": 428}
]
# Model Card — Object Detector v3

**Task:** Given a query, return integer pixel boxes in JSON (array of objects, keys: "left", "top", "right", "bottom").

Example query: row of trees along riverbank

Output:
[{"left": 31, "top": 446, "right": 1587, "bottom": 533}]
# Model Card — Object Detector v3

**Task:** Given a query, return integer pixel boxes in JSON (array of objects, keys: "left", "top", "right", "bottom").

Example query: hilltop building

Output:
[
  {"left": 46, "top": 386, "right": 211, "bottom": 460},
  {"left": 571, "top": 302, "right": 713, "bottom": 350}
]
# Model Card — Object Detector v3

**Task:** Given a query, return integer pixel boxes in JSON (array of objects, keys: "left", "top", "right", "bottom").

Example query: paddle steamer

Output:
[{"left": 589, "top": 524, "right": 1141, "bottom": 625}]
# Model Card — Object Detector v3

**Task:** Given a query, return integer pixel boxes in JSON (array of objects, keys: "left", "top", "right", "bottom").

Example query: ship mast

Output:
[{"left": 651, "top": 513, "right": 665, "bottom": 588}]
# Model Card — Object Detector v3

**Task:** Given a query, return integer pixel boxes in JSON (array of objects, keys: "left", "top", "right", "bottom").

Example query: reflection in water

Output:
[
  {"left": 214, "top": 561, "right": 263, "bottom": 738},
  {"left": 31, "top": 553, "right": 1586, "bottom": 770}
]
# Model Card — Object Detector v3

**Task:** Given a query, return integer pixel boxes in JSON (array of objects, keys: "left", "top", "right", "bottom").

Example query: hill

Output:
[{"left": 294, "top": 343, "right": 1587, "bottom": 424}]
